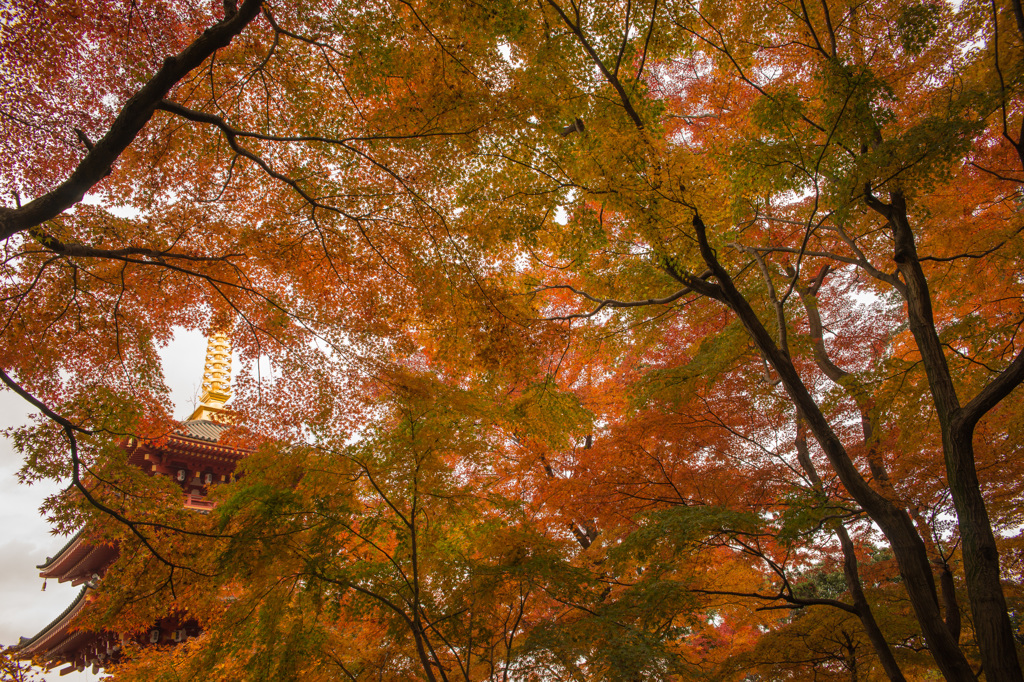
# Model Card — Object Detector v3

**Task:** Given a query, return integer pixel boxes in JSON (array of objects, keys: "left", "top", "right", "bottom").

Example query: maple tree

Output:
[
  {"left": 3, "top": 0, "right": 1024, "bottom": 679},
  {"left": 0, "top": 648, "right": 42, "bottom": 682}
]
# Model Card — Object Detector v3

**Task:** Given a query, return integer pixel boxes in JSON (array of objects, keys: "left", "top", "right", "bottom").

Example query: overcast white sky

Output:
[{"left": 0, "top": 327, "right": 211, "bottom": 680}]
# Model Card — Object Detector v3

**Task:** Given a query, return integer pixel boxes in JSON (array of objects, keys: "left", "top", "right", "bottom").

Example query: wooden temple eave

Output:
[
  {"left": 164, "top": 447, "right": 244, "bottom": 466},
  {"left": 64, "top": 545, "right": 118, "bottom": 586},
  {"left": 130, "top": 438, "right": 245, "bottom": 463},
  {"left": 38, "top": 534, "right": 118, "bottom": 585},
  {"left": 167, "top": 435, "right": 246, "bottom": 458},
  {"left": 17, "top": 586, "right": 91, "bottom": 660},
  {"left": 38, "top": 534, "right": 89, "bottom": 580},
  {"left": 19, "top": 584, "right": 126, "bottom": 675}
]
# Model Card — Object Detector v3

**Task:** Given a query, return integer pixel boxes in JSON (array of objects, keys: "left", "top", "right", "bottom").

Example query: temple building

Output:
[{"left": 16, "top": 333, "right": 247, "bottom": 676}]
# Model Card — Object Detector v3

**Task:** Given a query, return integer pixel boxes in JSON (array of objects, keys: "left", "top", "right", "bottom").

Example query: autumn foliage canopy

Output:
[{"left": 3, "top": 0, "right": 1024, "bottom": 679}]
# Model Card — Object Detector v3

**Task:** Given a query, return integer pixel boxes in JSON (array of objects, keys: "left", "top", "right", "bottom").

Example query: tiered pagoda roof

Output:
[{"left": 16, "top": 331, "right": 248, "bottom": 673}]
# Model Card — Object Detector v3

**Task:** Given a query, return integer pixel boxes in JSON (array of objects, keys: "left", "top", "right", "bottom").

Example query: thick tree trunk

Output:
[
  {"left": 947, "top": 424, "right": 1020, "bottom": 681},
  {"left": 691, "top": 214, "right": 978, "bottom": 680},
  {"left": 869, "top": 192, "right": 1023, "bottom": 682}
]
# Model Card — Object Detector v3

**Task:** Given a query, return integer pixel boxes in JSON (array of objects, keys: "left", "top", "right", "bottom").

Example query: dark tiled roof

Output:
[
  {"left": 16, "top": 585, "right": 89, "bottom": 652},
  {"left": 37, "top": 530, "right": 84, "bottom": 570},
  {"left": 175, "top": 420, "right": 230, "bottom": 443}
]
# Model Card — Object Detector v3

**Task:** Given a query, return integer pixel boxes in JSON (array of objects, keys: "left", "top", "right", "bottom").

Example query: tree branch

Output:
[
  {"left": 0, "top": 0, "right": 264, "bottom": 239},
  {"left": 543, "top": 0, "right": 645, "bottom": 128}
]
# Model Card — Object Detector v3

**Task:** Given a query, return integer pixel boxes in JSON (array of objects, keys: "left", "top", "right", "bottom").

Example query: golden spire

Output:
[{"left": 188, "top": 330, "right": 232, "bottom": 422}]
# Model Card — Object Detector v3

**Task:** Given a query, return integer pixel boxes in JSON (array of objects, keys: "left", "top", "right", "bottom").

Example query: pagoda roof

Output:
[
  {"left": 125, "top": 418, "right": 246, "bottom": 467},
  {"left": 22, "top": 418, "right": 245, "bottom": 664},
  {"left": 37, "top": 534, "right": 117, "bottom": 584},
  {"left": 37, "top": 530, "right": 84, "bottom": 571},
  {"left": 16, "top": 585, "right": 90, "bottom": 658},
  {"left": 173, "top": 419, "right": 231, "bottom": 443}
]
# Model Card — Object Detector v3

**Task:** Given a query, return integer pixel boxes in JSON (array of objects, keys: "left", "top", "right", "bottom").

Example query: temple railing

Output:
[{"left": 183, "top": 494, "right": 215, "bottom": 511}]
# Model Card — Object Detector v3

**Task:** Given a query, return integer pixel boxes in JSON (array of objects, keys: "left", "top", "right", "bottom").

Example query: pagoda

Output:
[{"left": 16, "top": 332, "right": 248, "bottom": 676}]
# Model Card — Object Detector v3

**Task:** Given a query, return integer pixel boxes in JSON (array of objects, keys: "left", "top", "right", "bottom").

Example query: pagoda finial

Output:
[{"left": 188, "top": 330, "right": 232, "bottom": 422}]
